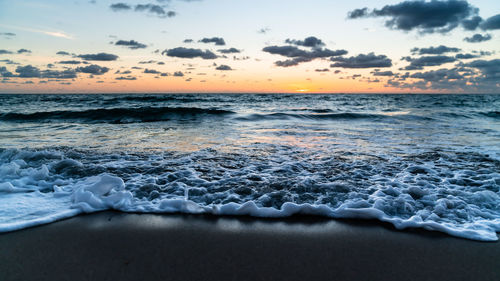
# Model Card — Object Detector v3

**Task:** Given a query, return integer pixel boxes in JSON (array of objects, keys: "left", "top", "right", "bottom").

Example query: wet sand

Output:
[{"left": 1, "top": 211, "right": 499, "bottom": 281}]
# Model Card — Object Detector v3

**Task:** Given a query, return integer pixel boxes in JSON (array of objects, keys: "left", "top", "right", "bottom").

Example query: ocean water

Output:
[{"left": 0, "top": 94, "right": 499, "bottom": 241}]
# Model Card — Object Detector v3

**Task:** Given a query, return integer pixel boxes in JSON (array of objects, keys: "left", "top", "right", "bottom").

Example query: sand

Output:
[{"left": 1, "top": 211, "right": 499, "bottom": 281}]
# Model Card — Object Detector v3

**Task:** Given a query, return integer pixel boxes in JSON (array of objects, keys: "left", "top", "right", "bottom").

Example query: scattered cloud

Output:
[
  {"left": 464, "top": 33, "right": 492, "bottom": 43},
  {"left": 77, "top": 53, "right": 119, "bottom": 61},
  {"left": 401, "top": 55, "right": 456, "bottom": 70},
  {"left": 17, "top": 49, "right": 31, "bottom": 54},
  {"left": 173, "top": 71, "right": 184, "bottom": 76},
  {"left": 218, "top": 48, "right": 241, "bottom": 54},
  {"left": 183, "top": 39, "right": 194, "bottom": 43},
  {"left": 110, "top": 3, "right": 132, "bottom": 11},
  {"left": 199, "top": 37, "right": 226, "bottom": 46},
  {"left": 348, "top": 0, "right": 480, "bottom": 34},
  {"left": 331, "top": 53, "right": 392, "bottom": 68},
  {"left": 215, "top": 64, "right": 232, "bottom": 71},
  {"left": 285, "top": 36, "right": 325, "bottom": 48},
  {"left": 58, "top": 60, "right": 84, "bottom": 64},
  {"left": 0, "top": 50, "right": 13, "bottom": 55},
  {"left": 76, "top": 64, "right": 110, "bottom": 75},
  {"left": 411, "top": 45, "right": 460, "bottom": 55},
  {"left": 481, "top": 14, "right": 500, "bottom": 30},
  {"left": 162, "top": 47, "right": 217, "bottom": 59},
  {"left": 12, "top": 65, "right": 77, "bottom": 79},
  {"left": 115, "top": 39, "right": 147, "bottom": 49},
  {"left": 56, "top": 51, "right": 71, "bottom": 56},
  {"left": 258, "top": 27, "right": 270, "bottom": 34},
  {"left": 110, "top": 3, "right": 176, "bottom": 18},
  {"left": 116, "top": 76, "right": 137, "bottom": 80},
  {"left": 263, "top": 37, "right": 348, "bottom": 67}
]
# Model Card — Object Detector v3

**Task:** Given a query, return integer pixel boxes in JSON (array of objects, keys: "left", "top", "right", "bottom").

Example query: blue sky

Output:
[{"left": 0, "top": 0, "right": 499, "bottom": 93}]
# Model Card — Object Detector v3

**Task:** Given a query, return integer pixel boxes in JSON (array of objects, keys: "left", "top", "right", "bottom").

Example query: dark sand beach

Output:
[{"left": 1, "top": 212, "right": 499, "bottom": 281}]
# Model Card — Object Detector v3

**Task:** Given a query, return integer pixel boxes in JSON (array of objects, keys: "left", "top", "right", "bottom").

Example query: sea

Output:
[{"left": 0, "top": 93, "right": 499, "bottom": 241}]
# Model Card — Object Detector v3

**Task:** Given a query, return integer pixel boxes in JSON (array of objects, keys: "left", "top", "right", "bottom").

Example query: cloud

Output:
[
  {"left": 76, "top": 64, "right": 110, "bottom": 75},
  {"left": 173, "top": 71, "right": 184, "bottom": 77},
  {"left": 481, "top": 14, "right": 500, "bottom": 30},
  {"left": 12, "top": 65, "right": 77, "bottom": 79},
  {"left": 215, "top": 65, "right": 232, "bottom": 71},
  {"left": 218, "top": 48, "right": 241, "bottom": 54},
  {"left": 263, "top": 42, "right": 348, "bottom": 67},
  {"left": 464, "top": 59, "right": 500, "bottom": 80},
  {"left": 56, "top": 51, "right": 70, "bottom": 56},
  {"left": 411, "top": 45, "right": 460, "bottom": 55},
  {"left": 162, "top": 47, "right": 217, "bottom": 59},
  {"left": 135, "top": 4, "right": 176, "bottom": 18},
  {"left": 371, "top": 70, "right": 395, "bottom": 76},
  {"left": 183, "top": 39, "right": 194, "bottom": 43},
  {"left": 330, "top": 53, "right": 392, "bottom": 68},
  {"left": 115, "top": 40, "right": 147, "bottom": 49},
  {"left": 455, "top": 53, "right": 478, "bottom": 59},
  {"left": 401, "top": 55, "right": 456, "bottom": 70},
  {"left": 409, "top": 68, "right": 463, "bottom": 81},
  {"left": 0, "top": 59, "right": 18, "bottom": 65},
  {"left": 17, "top": 49, "right": 31, "bottom": 54},
  {"left": 199, "top": 37, "right": 226, "bottom": 46},
  {"left": 464, "top": 33, "right": 492, "bottom": 43},
  {"left": 58, "top": 60, "right": 83, "bottom": 64},
  {"left": 77, "top": 53, "right": 119, "bottom": 61},
  {"left": 139, "top": 60, "right": 157, "bottom": 64},
  {"left": 116, "top": 76, "right": 137, "bottom": 80},
  {"left": 0, "top": 32, "right": 16, "bottom": 37},
  {"left": 315, "top": 69, "right": 330, "bottom": 72},
  {"left": 461, "top": 16, "right": 483, "bottom": 30},
  {"left": 285, "top": 36, "right": 325, "bottom": 48},
  {"left": 258, "top": 27, "right": 270, "bottom": 34},
  {"left": 110, "top": 3, "right": 132, "bottom": 11},
  {"left": 348, "top": 0, "right": 480, "bottom": 33},
  {"left": 144, "top": 68, "right": 161, "bottom": 74},
  {"left": 0, "top": 50, "right": 13, "bottom": 55},
  {"left": 111, "top": 3, "right": 175, "bottom": 18}
]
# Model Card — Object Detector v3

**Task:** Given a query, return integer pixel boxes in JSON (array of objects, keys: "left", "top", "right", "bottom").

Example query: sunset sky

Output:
[{"left": 0, "top": 0, "right": 499, "bottom": 93}]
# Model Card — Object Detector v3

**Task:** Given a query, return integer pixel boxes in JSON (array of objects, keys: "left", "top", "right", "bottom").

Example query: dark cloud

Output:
[
  {"left": 144, "top": 68, "right": 161, "bottom": 74},
  {"left": 402, "top": 55, "right": 456, "bottom": 70},
  {"left": 135, "top": 4, "right": 176, "bottom": 18},
  {"left": 56, "top": 51, "right": 71, "bottom": 56},
  {"left": 285, "top": 36, "right": 325, "bottom": 48},
  {"left": 110, "top": 3, "right": 132, "bottom": 11},
  {"left": 76, "top": 64, "right": 110, "bottom": 75},
  {"left": 348, "top": 0, "right": 480, "bottom": 33},
  {"left": 17, "top": 49, "right": 31, "bottom": 54},
  {"left": 77, "top": 53, "right": 119, "bottom": 61},
  {"left": 409, "top": 68, "right": 463, "bottom": 81},
  {"left": 215, "top": 65, "right": 232, "bottom": 71},
  {"left": 455, "top": 53, "right": 478, "bottom": 59},
  {"left": 116, "top": 76, "right": 137, "bottom": 80},
  {"left": 115, "top": 40, "right": 147, "bottom": 49},
  {"left": 481, "top": 14, "right": 500, "bottom": 30},
  {"left": 173, "top": 71, "right": 184, "bottom": 77},
  {"left": 0, "top": 50, "right": 13, "bottom": 55},
  {"left": 315, "top": 69, "right": 330, "bottom": 72},
  {"left": 218, "top": 48, "right": 241, "bottom": 54},
  {"left": 464, "top": 33, "right": 492, "bottom": 43},
  {"left": 0, "top": 59, "right": 18, "bottom": 65},
  {"left": 162, "top": 47, "right": 217, "bottom": 59},
  {"left": 371, "top": 70, "right": 395, "bottom": 76},
  {"left": 139, "top": 60, "right": 157, "bottom": 64},
  {"left": 263, "top": 44, "right": 347, "bottom": 67},
  {"left": 58, "top": 60, "right": 83, "bottom": 64},
  {"left": 13, "top": 65, "right": 77, "bottom": 79},
  {"left": 0, "top": 32, "right": 16, "bottom": 37},
  {"left": 183, "top": 39, "right": 194, "bottom": 43},
  {"left": 461, "top": 16, "right": 483, "bottom": 30},
  {"left": 199, "top": 37, "right": 226, "bottom": 46},
  {"left": 411, "top": 45, "right": 460, "bottom": 55},
  {"left": 464, "top": 59, "right": 500, "bottom": 80},
  {"left": 330, "top": 53, "right": 392, "bottom": 68}
]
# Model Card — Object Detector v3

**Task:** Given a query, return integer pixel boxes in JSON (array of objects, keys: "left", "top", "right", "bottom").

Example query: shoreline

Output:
[{"left": 1, "top": 212, "right": 499, "bottom": 281}]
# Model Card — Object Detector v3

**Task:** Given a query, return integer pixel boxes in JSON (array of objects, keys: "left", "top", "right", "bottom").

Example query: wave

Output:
[
  {"left": 235, "top": 112, "right": 432, "bottom": 122},
  {"left": 0, "top": 107, "right": 235, "bottom": 124},
  {"left": 479, "top": 111, "right": 500, "bottom": 119}
]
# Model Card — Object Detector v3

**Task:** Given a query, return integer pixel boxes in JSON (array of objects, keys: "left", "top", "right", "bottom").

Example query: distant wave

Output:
[
  {"left": 0, "top": 107, "right": 235, "bottom": 124},
  {"left": 479, "top": 111, "right": 500, "bottom": 119},
  {"left": 235, "top": 112, "right": 432, "bottom": 122}
]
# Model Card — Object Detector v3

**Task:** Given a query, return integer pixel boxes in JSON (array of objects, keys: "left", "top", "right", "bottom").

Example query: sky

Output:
[{"left": 0, "top": 0, "right": 499, "bottom": 93}]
